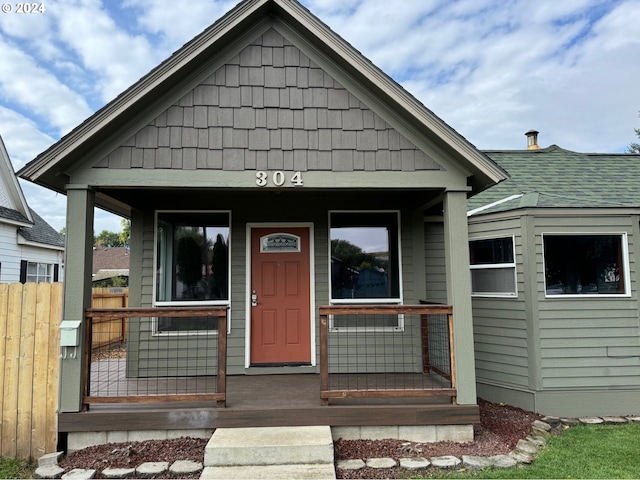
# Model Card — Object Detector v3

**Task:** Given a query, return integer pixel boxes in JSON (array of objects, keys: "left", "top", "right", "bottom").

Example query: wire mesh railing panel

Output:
[
  {"left": 84, "top": 307, "right": 227, "bottom": 405},
  {"left": 319, "top": 305, "right": 455, "bottom": 401}
]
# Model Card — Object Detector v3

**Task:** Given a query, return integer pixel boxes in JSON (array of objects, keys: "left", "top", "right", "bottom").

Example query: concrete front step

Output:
[
  {"left": 204, "top": 426, "right": 334, "bottom": 467},
  {"left": 200, "top": 463, "right": 336, "bottom": 479}
]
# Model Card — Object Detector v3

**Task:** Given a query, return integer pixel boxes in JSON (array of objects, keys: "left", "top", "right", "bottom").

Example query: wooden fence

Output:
[{"left": 0, "top": 284, "right": 128, "bottom": 460}]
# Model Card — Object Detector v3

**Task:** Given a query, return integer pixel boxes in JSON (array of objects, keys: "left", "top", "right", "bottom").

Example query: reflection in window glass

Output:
[
  {"left": 155, "top": 212, "right": 229, "bottom": 332},
  {"left": 330, "top": 212, "right": 400, "bottom": 300},
  {"left": 544, "top": 234, "right": 626, "bottom": 295},
  {"left": 26, "top": 262, "right": 53, "bottom": 283},
  {"left": 469, "top": 237, "right": 516, "bottom": 296}
]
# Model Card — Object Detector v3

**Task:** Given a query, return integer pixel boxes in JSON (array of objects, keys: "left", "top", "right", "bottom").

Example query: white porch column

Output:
[
  {"left": 442, "top": 190, "right": 477, "bottom": 404},
  {"left": 59, "top": 185, "right": 95, "bottom": 412}
]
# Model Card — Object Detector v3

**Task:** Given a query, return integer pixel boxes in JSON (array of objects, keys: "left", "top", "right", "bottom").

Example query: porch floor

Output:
[{"left": 60, "top": 373, "right": 479, "bottom": 433}]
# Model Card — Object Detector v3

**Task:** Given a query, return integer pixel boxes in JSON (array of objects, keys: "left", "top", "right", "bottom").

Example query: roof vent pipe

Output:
[{"left": 525, "top": 130, "right": 539, "bottom": 150}]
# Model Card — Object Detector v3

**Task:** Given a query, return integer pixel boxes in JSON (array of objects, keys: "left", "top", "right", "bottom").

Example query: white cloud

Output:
[
  {"left": 50, "top": 0, "right": 161, "bottom": 102},
  {"left": 0, "top": 37, "right": 93, "bottom": 135},
  {"left": 0, "top": 107, "right": 55, "bottom": 168},
  {"left": 122, "top": 0, "right": 238, "bottom": 51}
]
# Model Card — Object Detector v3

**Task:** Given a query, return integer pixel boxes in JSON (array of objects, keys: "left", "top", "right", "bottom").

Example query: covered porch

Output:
[{"left": 60, "top": 303, "right": 479, "bottom": 433}]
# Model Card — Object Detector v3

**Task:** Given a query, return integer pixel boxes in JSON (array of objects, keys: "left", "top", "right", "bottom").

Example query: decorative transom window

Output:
[
  {"left": 543, "top": 234, "right": 629, "bottom": 296},
  {"left": 469, "top": 236, "right": 517, "bottom": 297},
  {"left": 155, "top": 211, "right": 230, "bottom": 333},
  {"left": 329, "top": 211, "right": 402, "bottom": 330}
]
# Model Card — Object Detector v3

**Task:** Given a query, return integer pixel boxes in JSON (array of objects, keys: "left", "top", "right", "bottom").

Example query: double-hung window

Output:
[
  {"left": 469, "top": 236, "right": 517, "bottom": 297},
  {"left": 155, "top": 211, "right": 230, "bottom": 333},
  {"left": 329, "top": 211, "right": 402, "bottom": 330},
  {"left": 543, "top": 233, "right": 629, "bottom": 296},
  {"left": 24, "top": 261, "right": 55, "bottom": 283}
]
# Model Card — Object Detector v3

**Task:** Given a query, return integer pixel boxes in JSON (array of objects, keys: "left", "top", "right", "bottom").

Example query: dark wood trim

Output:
[
  {"left": 84, "top": 394, "right": 224, "bottom": 404},
  {"left": 59, "top": 403, "right": 479, "bottom": 432},
  {"left": 318, "top": 305, "right": 453, "bottom": 316},
  {"left": 321, "top": 389, "right": 457, "bottom": 400}
]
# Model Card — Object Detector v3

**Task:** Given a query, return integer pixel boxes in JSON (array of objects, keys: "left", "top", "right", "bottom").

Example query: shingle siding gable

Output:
[{"left": 96, "top": 29, "right": 443, "bottom": 173}]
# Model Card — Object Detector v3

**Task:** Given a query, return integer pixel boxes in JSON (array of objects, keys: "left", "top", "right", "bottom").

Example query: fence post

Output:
[{"left": 216, "top": 312, "right": 227, "bottom": 408}]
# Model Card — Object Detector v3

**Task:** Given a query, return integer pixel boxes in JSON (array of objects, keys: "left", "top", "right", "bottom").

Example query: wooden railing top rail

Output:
[
  {"left": 318, "top": 304, "right": 452, "bottom": 315},
  {"left": 86, "top": 306, "right": 229, "bottom": 320}
]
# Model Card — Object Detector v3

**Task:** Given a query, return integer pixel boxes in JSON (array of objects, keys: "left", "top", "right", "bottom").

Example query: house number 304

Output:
[{"left": 256, "top": 171, "right": 303, "bottom": 187}]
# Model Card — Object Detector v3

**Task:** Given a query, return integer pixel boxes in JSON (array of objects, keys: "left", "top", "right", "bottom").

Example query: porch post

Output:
[
  {"left": 59, "top": 185, "right": 95, "bottom": 412},
  {"left": 442, "top": 190, "right": 477, "bottom": 405}
]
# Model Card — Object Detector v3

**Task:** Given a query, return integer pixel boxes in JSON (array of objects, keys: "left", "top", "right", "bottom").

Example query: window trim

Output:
[
  {"left": 152, "top": 210, "right": 232, "bottom": 336},
  {"left": 469, "top": 234, "right": 517, "bottom": 298},
  {"left": 328, "top": 210, "right": 404, "bottom": 332},
  {"left": 542, "top": 232, "right": 631, "bottom": 299},
  {"left": 22, "top": 261, "right": 55, "bottom": 284}
]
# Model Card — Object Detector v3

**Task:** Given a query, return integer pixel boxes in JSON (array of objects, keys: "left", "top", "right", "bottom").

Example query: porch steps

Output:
[{"left": 200, "top": 426, "right": 336, "bottom": 479}]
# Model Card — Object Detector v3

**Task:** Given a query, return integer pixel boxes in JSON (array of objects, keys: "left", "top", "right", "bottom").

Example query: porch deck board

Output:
[{"left": 60, "top": 374, "right": 479, "bottom": 433}]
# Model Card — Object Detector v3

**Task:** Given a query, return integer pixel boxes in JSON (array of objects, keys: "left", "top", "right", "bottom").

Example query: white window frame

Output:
[
  {"left": 152, "top": 210, "right": 231, "bottom": 336},
  {"left": 26, "top": 262, "right": 54, "bottom": 283},
  {"left": 542, "top": 232, "right": 631, "bottom": 298},
  {"left": 469, "top": 235, "right": 517, "bottom": 298},
  {"left": 328, "top": 210, "right": 404, "bottom": 332}
]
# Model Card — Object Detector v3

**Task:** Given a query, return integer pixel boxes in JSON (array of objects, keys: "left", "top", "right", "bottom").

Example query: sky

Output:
[{"left": 1, "top": 0, "right": 639, "bottom": 233}]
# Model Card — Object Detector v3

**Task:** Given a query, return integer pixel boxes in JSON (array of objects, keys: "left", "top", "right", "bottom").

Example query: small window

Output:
[
  {"left": 469, "top": 236, "right": 516, "bottom": 297},
  {"left": 329, "top": 211, "right": 402, "bottom": 330},
  {"left": 25, "top": 262, "right": 54, "bottom": 283},
  {"left": 543, "top": 234, "right": 628, "bottom": 296},
  {"left": 155, "top": 211, "right": 230, "bottom": 333}
]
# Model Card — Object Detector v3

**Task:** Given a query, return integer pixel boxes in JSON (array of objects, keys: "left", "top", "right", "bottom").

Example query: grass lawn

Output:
[
  {"left": 0, "top": 458, "right": 35, "bottom": 479},
  {"left": 413, "top": 423, "right": 640, "bottom": 479}
]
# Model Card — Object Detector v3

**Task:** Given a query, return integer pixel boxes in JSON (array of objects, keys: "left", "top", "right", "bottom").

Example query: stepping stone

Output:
[
  {"left": 101, "top": 467, "right": 135, "bottom": 479},
  {"left": 34, "top": 465, "right": 65, "bottom": 479},
  {"left": 399, "top": 457, "right": 430, "bottom": 470},
  {"left": 430, "top": 455, "right": 461, "bottom": 469},
  {"left": 462, "top": 455, "right": 492, "bottom": 469},
  {"left": 39, "top": 452, "right": 64, "bottom": 467},
  {"left": 560, "top": 418, "right": 580, "bottom": 427},
  {"left": 366, "top": 458, "right": 396, "bottom": 469},
  {"left": 579, "top": 417, "right": 604, "bottom": 425},
  {"left": 602, "top": 416, "right": 627, "bottom": 424},
  {"left": 62, "top": 469, "right": 96, "bottom": 480},
  {"left": 532, "top": 420, "right": 552, "bottom": 432},
  {"left": 489, "top": 455, "right": 517, "bottom": 468},
  {"left": 169, "top": 460, "right": 203, "bottom": 475},
  {"left": 136, "top": 462, "right": 168, "bottom": 478},
  {"left": 515, "top": 439, "right": 538, "bottom": 455},
  {"left": 336, "top": 459, "right": 365, "bottom": 470},
  {"left": 509, "top": 450, "right": 533, "bottom": 464}
]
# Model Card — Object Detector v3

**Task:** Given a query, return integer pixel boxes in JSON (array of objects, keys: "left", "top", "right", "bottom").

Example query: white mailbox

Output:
[{"left": 60, "top": 320, "right": 82, "bottom": 347}]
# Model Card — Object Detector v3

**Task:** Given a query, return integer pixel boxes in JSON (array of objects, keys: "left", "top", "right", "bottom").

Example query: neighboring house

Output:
[
  {"left": 18, "top": 0, "right": 507, "bottom": 443},
  {"left": 0, "top": 134, "right": 64, "bottom": 283},
  {"left": 469, "top": 130, "right": 640, "bottom": 417},
  {"left": 92, "top": 246, "right": 130, "bottom": 286}
]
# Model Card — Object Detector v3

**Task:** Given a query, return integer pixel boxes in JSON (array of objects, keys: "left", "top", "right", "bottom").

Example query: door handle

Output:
[{"left": 251, "top": 290, "right": 258, "bottom": 307}]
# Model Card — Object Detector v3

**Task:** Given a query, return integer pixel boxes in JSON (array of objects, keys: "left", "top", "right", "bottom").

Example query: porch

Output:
[
  {"left": 60, "top": 374, "right": 479, "bottom": 433},
  {"left": 60, "top": 304, "right": 479, "bottom": 433}
]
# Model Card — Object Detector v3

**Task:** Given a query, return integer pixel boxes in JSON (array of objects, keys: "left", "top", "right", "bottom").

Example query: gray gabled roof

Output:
[
  {"left": 18, "top": 208, "right": 65, "bottom": 249},
  {"left": 18, "top": 0, "right": 507, "bottom": 196},
  {"left": 469, "top": 145, "right": 640, "bottom": 216}
]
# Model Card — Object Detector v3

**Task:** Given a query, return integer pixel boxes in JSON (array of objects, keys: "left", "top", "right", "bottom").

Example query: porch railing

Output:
[
  {"left": 319, "top": 304, "right": 455, "bottom": 405},
  {"left": 83, "top": 306, "right": 228, "bottom": 409}
]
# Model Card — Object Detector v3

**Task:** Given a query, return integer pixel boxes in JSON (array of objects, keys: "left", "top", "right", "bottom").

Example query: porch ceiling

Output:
[{"left": 96, "top": 187, "right": 446, "bottom": 217}]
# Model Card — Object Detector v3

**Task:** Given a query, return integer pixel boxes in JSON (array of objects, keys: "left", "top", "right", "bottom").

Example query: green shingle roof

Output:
[{"left": 468, "top": 145, "right": 640, "bottom": 216}]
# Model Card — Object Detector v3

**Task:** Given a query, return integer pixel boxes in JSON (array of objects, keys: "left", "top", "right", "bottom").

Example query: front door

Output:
[{"left": 250, "top": 227, "right": 311, "bottom": 365}]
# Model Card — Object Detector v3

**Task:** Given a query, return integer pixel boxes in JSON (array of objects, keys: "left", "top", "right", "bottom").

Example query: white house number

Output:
[{"left": 256, "top": 171, "right": 303, "bottom": 187}]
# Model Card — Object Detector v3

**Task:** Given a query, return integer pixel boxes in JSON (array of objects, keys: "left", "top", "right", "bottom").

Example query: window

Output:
[
  {"left": 543, "top": 234, "right": 628, "bottom": 296},
  {"left": 330, "top": 211, "right": 402, "bottom": 330},
  {"left": 469, "top": 236, "right": 516, "bottom": 297},
  {"left": 21, "top": 261, "right": 56, "bottom": 283},
  {"left": 155, "top": 211, "right": 230, "bottom": 332}
]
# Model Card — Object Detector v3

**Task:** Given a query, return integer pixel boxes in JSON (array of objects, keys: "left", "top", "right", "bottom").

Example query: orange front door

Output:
[{"left": 250, "top": 227, "right": 311, "bottom": 365}]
